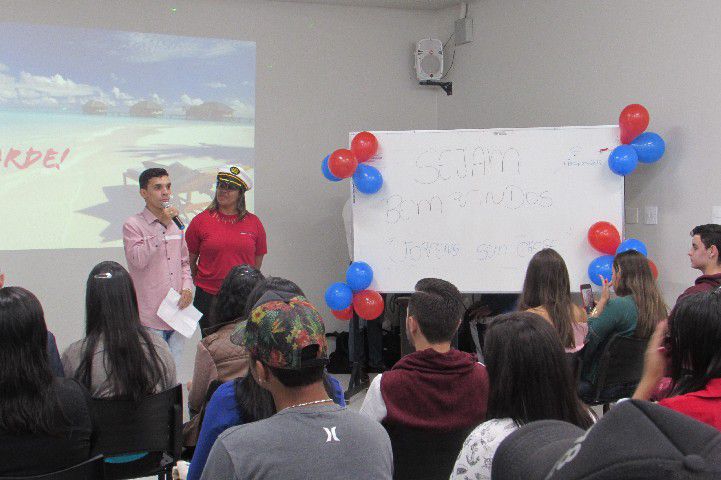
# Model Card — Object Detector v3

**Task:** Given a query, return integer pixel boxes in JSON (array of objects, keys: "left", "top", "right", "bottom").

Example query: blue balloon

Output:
[
  {"left": 616, "top": 238, "right": 648, "bottom": 256},
  {"left": 588, "top": 255, "right": 614, "bottom": 286},
  {"left": 352, "top": 164, "right": 383, "bottom": 194},
  {"left": 608, "top": 145, "right": 638, "bottom": 176},
  {"left": 324, "top": 282, "right": 353, "bottom": 310},
  {"left": 321, "top": 154, "right": 342, "bottom": 182},
  {"left": 346, "top": 261, "right": 373, "bottom": 291},
  {"left": 630, "top": 132, "right": 665, "bottom": 164}
]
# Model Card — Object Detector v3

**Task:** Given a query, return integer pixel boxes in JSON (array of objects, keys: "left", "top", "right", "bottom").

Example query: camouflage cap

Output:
[{"left": 230, "top": 295, "right": 328, "bottom": 370}]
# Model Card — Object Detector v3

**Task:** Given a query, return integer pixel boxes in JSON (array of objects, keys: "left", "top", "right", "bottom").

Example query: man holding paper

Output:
[{"left": 123, "top": 167, "right": 194, "bottom": 365}]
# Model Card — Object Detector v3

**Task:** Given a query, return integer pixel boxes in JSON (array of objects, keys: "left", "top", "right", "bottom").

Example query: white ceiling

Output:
[{"left": 271, "top": 0, "right": 475, "bottom": 11}]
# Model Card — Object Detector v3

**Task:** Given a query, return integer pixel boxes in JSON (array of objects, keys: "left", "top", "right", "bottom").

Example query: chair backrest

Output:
[
  {"left": 90, "top": 384, "right": 182, "bottom": 477},
  {"left": 595, "top": 334, "right": 648, "bottom": 395},
  {"left": 384, "top": 424, "right": 472, "bottom": 480},
  {"left": 0, "top": 455, "right": 104, "bottom": 480}
]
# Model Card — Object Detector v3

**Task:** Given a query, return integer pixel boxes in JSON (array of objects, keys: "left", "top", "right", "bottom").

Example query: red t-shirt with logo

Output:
[{"left": 185, "top": 210, "right": 267, "bottom": 294}]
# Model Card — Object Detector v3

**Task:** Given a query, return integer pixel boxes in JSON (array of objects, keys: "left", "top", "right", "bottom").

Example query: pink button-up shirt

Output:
[{"left": 123, "top": 208, "right": 193, "bottom": 330}]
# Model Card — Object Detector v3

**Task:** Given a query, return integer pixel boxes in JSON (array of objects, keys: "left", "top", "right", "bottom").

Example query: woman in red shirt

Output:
[
  {"left": 186, "top": 165, "right": 267, "bottom": 335},
  {"left": 634, "top": 289, "right": 721, "bottom": 430}
]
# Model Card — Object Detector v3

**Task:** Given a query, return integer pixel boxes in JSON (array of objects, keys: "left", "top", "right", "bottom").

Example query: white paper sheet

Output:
[{"left": 157, "top": 288, "right": 202, "bottom": 338}]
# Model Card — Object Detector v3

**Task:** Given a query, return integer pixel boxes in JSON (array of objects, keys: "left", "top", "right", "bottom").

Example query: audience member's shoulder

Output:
[
  {"left": 146, "top": 330, "right": 172, "bottom": 351},
  {"left": 526, "top": 305, "right": 550, "bottom": 322},
  {"left": 612, "top": 295, "right": 637, "bottom": 309},
  {"left": 571, "top": 303, "right": 588, "bottom": 323},
  {"left": 122, "top": 212, "right": 143, "bottom": 228},
  {"left": 208, "top": 380, "right": 236, "bottom": 406},
  {"left": 340, "top": 407, "right": 389, "bottom": 435},
  {"left": 53, "top": 378, "right": 92, "bottom": 411},
  {"left": 61, "top": 337, "right": 85, "bottom": 358}
]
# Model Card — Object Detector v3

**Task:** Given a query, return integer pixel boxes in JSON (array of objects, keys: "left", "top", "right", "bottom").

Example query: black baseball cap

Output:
[{"left": 492, "top": 400, "right": 721, "bottom": 480}]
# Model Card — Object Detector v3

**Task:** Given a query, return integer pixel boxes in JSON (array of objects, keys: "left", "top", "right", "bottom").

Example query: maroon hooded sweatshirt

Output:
[
  {"left": 380, "top": 348, "right": 488, "bottom": 431},
  {"left": 677, "top": 273, "right": 721, "bottom": 302}
]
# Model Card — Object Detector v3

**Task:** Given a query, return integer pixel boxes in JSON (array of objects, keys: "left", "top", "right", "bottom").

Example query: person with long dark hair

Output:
[
  {"left": 519, "top": 248, "right": 588, "bottom": 352},
  {"left": 61, "top": 261, "right": 176, "bottom": 400},
  {"left": 184, "top": 264, "right": 264, "bottom": 447},
  {"left": 186, "top": 277, "right": 345, "bottom": 480},
  {"left": 0, "top": 287, "right": 93, "bottom": 476},
  {"left": 633, "top": 290, "right": 721, "bottom": 430},
  {"left": 451, "top": 312, "right": 593, "bottom": 480},
  {"left": 579, "top": 250, "right": 667, "bottom": 398},
  {"left": 185, "top": 165, "right": 267, "bottom": 334}
]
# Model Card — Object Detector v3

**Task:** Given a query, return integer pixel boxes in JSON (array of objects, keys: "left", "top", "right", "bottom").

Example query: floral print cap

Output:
[{"left": 231, "top": 295, "right": 328, "bottom": 370}]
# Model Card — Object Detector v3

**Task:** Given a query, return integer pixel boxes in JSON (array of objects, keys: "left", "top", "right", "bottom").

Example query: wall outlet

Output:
[
  {"left": 625, "top": 207, "right": 639, "bottom": 224},
  {"left": 644, "top": 206, "right": 658, "bottom": 225}
]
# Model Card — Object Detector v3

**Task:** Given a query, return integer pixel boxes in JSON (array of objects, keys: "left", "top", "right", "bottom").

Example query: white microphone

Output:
[{"left": 161, "top": 201, "right": 185, "bottom": 230}]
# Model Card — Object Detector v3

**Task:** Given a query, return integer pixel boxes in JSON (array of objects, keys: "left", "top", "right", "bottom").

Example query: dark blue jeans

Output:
[{"left": 348, "top": 312, "right": 383, "bottom": 367}]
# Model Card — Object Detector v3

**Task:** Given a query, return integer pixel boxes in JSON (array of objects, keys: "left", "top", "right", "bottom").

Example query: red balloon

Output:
[
  {"left": 648, "top": 259, "right": 659, "bottom": 280},
  {"left": 352, "top": 290, "right": 384, "bottom": 320},
  {"left": 351, "top": 131, "right": 378, "bottom": 163},
  {"left": 328, "top": 149, "right": 358, "bottom": 178},
  {"left": 619, "top": 104, "right": 650, "bottom": 144},
  {"left": 588, "top": 221, "right": 621, "bottom": 254},
  {"left": 332, "top": 305, "right": 354, "bottom": 321}
]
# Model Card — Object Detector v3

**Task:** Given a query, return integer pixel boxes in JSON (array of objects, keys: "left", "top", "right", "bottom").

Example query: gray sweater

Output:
[{"left": 61, "top": 333, "right": 177, "bottom": 398}]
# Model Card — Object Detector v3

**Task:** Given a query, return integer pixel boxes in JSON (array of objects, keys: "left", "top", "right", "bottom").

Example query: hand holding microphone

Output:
[{"left": 161, "top": 201, "right": 185, "bottom": 230}]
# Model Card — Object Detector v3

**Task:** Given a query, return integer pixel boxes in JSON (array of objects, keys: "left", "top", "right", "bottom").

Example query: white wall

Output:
[
  {"left": 436, "top": 0, "right": 721, "bottom": 305},
  {"left": 0, "top": 0, "right": 441, "bottom": 378}
]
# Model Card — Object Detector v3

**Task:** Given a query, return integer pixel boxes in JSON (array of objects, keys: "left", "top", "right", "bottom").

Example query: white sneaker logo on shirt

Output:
[{"left": 323, "top": 426, "right": 340, "bottom": 442}]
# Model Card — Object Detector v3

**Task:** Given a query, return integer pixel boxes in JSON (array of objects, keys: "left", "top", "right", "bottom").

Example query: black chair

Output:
[
  {"left": 384, "top": 424, "right": 472, "bottom": 480},
  {"left": 578, "top": 333, "right": 648, "bottom": 412},
  {"left": 0, "top": 455, "right": 104, "bottom": 480},
  {"left": 90, "top": 385, "right": 182, "bottom": 480}
]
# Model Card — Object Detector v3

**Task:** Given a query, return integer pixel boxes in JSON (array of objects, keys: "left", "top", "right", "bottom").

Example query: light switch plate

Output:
[{"left": 644, "top": 206, "right": 658, "bottom": 225}]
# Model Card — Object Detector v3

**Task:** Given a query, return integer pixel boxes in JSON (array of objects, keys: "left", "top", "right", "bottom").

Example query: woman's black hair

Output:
[
  {"left": 0, "top": 287, "right": 66, "bottom": 434},
  {"left": 233, "top": 373, "right": 276, "bottom": 422},
  {"left": 484, "top": 311, "right": 593, "bottom": 429},
  {"left": 519, "top": 248, "right": 578, "bottom": 349},
  {"left": 75, "top": 261, "right": 167, "bottom": 402},
  {"left": 241, "top": 276, "right": 305, "bottom": 319},
  {"left": 668, "top": 290, "right": 721, "bottom": 396},
  {"left": 206, "top": 264, "right": 264, "bottom": 331}
]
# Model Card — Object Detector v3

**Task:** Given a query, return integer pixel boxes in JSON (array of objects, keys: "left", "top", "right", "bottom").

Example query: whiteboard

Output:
[{"left": 351, "top": 126, "right": 624, "bottom": 293}]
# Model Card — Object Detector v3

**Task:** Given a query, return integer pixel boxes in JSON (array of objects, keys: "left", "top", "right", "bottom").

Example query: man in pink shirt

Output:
[{"left": 123, "top": 168, "right": 193, "bottom": 365}]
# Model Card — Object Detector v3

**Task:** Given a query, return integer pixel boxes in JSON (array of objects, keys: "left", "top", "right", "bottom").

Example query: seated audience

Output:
[
  {"left": 187, "top": 277, "right": 345, "bottom": 480},
  {"left": 633, "top": 289, "right": 721, "bottom": 430},
  {"left": 677, "top": 223, "right": 721, "bottom": 302},
  {"left": 519, "top": 248, "right": 588, "bottom": 353},
  {"left": 451, "top": 312, "right": 593, "bottom": 480},
  {"left": 491, "top": 399, "right": 721, "bottom": 480},
  {"left": 200, "top": 290, "right": 392, "bottom": 479},
  {"left": 61, "top": 261, "right": 176, "bottom": 399},
  {"left": 579, "top": 250, "right": 666, "bottom": 399},
  {"left": 360, "top": 278, "right": 489, "bottom": 431},
  {"left": 0, "top": 286, "right": 93, "bottom": 476},
  {"left": 184, "top": 264, "right": 264, "bottom": 446},
  {"left": 0, "top": 270, "right": 64, "bottom": 375}
]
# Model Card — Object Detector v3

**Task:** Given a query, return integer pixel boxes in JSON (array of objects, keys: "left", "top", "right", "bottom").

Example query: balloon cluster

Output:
[
  {"left": 321, "top": 131, "right": 384, "bottom": 194},
  {"left": 324, "top": 261, "right": 385, "bottom": 321},
  {"left": 586, "top": 221, "right": 658, "bottom": 285},
  {"left": 608, "top": 104, "right": 666, "bottom": 176}
]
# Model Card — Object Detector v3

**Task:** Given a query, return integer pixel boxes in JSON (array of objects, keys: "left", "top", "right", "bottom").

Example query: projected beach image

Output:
[{"left": 0, "top": 24, "right": 255, "bottom": 250}]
